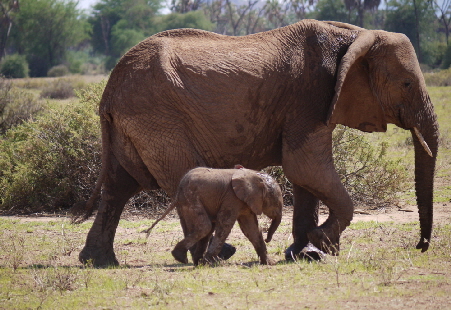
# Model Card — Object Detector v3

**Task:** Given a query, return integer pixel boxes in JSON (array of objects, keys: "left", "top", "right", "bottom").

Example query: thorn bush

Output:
[
  {"left": 0, "top": 76, "right": 43, "bottom": 133},
  {"left": 0, "top": 81, "right": 104, "bottom": 214}
]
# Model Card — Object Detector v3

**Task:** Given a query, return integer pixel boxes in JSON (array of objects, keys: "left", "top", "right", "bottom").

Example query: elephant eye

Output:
[{"left": 403, "top": 80, "right": 412, "bottom": 88}]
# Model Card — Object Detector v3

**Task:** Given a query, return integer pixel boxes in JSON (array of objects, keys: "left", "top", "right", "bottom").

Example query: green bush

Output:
[
  {"left": 47, "top": 65, "right": 69, "bottom": 77},
  {"left": 332, "top": 125, "right": 409, "bottom": 206},
  {"left": 40, "top": 79, "right": 75, "bottom": 99},
  {"left": 0, "top": 54, "right": 29, "bottom": 78},
  {"left": 0, "top": 81, "right": 105, "bottom": 214},
  {"left": 265, "top": 126, "right": 409, "bottom": 208},
  {"left": 0, "top": 76, "right": 43, "bottom": 133}
]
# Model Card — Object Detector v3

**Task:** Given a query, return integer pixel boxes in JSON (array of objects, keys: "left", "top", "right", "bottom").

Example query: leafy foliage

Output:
[
  {"left": 155, "top": 10, "right": 215, "bottom": 33},
  {"left": 0, "top": 81, "right": 104, "bottom": 214},
  {"left": 265, "top": 126, "right": 409, "bottom": 208},
  {"left": 47, "top": 65, "right": 70, "bottom": 77},
  {"left": 385, "top": 0, "right": 438, "bottom": 64},
  {"left": 90, "top": 0, "right": 162, "bottom": 69},
  {"left": 0, "top": 76, "right": 42, "bottom": 133},
  {"left": 332, "top": 125, "right": 409, "bottom": 206},
  {"left": 40, "top": 79, "right": 76, "bottom": 99},
  {"left": 0, "top": 54, "right": 29, "bottom": 78},
  {"left": 10, "top": 0, "right": 90, "bottom": 77}
]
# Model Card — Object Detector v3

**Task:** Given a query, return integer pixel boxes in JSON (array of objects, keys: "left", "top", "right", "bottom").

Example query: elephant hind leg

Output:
[
  {"left": 79, "top": 154, "right": 141, "bottom": 267},
  {"left": 192, "top": 228, "right": 214, "bottom": 266},
  {"left": 172, "top": 205, "right": 212, "bottom": 264},
  {"left": 204, "top": 216, "right": 236, "bottom": 264}
]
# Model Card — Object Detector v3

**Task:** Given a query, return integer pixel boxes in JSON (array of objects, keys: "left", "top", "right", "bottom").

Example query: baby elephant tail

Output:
[{"left": 142, "top": 203, "right": 176, "bottom": 238}]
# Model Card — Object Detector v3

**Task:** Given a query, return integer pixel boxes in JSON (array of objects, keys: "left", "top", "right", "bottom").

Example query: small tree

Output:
[
  {"left": 0, "top": 53, "right": 28, "bottom": 78},
  {"left": 434, "top": 0, "right": 451, "bottom": 46},
  {"left": 0, "top": 0, "right": 19, "bottom": 60},
  {"left": 10, "top": 0, "right": 90, "bottom": 76}
]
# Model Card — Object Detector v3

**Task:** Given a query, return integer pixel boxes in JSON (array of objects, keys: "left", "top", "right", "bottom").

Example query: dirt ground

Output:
[
  {"left": 1, "top": 202, "right": 450, "bottom": 309},
  {"left": 343, "top": 201, "right": 451, "bottom": 225},
  {"left": 7, "top": 201, "right": 451, "bottom": 233}
]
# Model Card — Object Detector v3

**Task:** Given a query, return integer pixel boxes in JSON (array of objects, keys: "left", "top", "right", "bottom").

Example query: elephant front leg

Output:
[
  {"left": 283, "top": 124, "right": 353, "bottom": 257},
  {"left": 79, "top": 156, "right": 140, "bottom": 267},
  {"left": 238, "top": 213, "right": 274, "bottom": 265},
  {"left": 302, "top": 180, "right": 353, "bottom": 255},
  {"left": 285, "top": 185, "right": 320, "bottom": 260}
]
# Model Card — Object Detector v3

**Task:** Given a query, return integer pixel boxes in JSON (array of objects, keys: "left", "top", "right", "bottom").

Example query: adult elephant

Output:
[{"left": 73, "top": 19, "right": 439, "bottom": 266}]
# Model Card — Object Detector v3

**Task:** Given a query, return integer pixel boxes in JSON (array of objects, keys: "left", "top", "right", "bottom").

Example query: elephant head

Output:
[
  {"left": 231, "top": 169, "right": 283, "bottom": 243},
  {"left": 327, "top": 28, "right": 439, "bottom": 252}
]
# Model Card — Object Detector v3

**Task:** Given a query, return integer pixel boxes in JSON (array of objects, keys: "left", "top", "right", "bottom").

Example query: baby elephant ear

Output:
[{"left": 232, "top": 169, "right": 265, "bottom": 215}]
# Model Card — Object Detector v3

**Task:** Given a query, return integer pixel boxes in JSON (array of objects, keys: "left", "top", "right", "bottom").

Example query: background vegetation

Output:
[{"left": 1, "top": 0, "right": 451, "bottom": 75}]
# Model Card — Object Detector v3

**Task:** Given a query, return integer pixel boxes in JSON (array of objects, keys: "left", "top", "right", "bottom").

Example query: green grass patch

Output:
[{"left": 1, "top": 217, "right": 449, "bottom": 309}]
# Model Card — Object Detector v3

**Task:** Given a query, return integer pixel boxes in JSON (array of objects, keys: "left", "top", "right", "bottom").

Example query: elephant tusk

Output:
[{"left": 414, "top": 127, "right": 433, "bottom": 157}]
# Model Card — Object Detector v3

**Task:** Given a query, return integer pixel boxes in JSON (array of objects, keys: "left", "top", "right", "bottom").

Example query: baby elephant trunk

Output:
[{"left": 265, "top": 213, "right": 282, "bottom": 243}]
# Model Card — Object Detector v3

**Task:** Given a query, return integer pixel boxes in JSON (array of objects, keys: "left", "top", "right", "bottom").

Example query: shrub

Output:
[
  {"left": 332, "top": 125, "right": 409, "bottom": 206},
  {"left": 0, "top": 54, "right": 29, "bottom": 78},
  {"left": 441, "top": 45, "right": 451, "bottom": 69},
  {"left": 264, "top": 126, "right": 409, "bottom": 208},
  {"left": 424, "top": 68, "right": 451, "bottom": 87},
  {"left": 0, "top": 81, "right": 105, "bottom": 214},
  {"left": 47, "top": 65, "right": 69, "bottom": 77},
  {"left": 0, "top": 76, "right": 43, "bottom": 133},
  {"left": 40, "top": 79, "right": 75, "bottom": 99}
]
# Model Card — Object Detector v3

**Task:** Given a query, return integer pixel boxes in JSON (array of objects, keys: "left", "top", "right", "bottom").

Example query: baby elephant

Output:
[{"left": 145, "top": 167, "right": 283, "bottom": 265}]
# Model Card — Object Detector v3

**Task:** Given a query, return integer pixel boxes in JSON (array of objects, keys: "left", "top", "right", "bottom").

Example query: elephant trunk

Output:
[
  {"left": 410, "top": 102, "right": 439, "bottom": 252},
  {"left": 265, "top": 213, "right": 282, "bottom": 243}
]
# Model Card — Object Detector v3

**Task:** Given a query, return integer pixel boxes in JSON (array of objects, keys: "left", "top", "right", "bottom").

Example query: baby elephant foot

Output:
[
  {"left": 307, "top": 228, "right": 340, "bottom": 256},
  {"left": 260, "top": 256, "right": 276, "bottom": 265},
  {"left": 171, "top": 248, "right": 188, "bottom": 264}
]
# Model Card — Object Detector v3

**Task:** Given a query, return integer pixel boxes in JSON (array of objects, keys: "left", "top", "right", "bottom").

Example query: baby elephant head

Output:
[{"left": 231, "top": 168, "right": 283, "bottom": 243}]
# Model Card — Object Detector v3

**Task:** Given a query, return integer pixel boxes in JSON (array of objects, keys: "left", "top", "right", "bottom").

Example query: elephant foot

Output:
[
  {"left": 285, "top": 242, "right": 324, "bottom": 261},
  {"left": 285, "top": 242, "right": 307, "bottom": 261},
  {"left": 218, "top": 242, "right": 236, "bottom": 260},
  {"left": 171, "top": 248, "right": 189, "bottom": 264},
  {"left": 307, "top": 227, "right": 340, "bottom": 255},
  {"left": 79, "top": 246, "right": 119, "bottom": 267}
]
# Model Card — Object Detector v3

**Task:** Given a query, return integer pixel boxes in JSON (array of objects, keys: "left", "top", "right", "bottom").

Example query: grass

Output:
[{"left": 0, "top": 216, "right": 450, "bottom": 309}]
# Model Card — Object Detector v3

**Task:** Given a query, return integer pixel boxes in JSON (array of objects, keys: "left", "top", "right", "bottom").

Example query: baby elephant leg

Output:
[
  {"left": 191, "top": 230, "right": 214, "bottom": 266},
  {"left": 172, "top": 205, "right": 212, "bottom": 264},
  {"left": 237, "top": 213, "right": 273, "bottom": 265},
  {"left": 203, "top": 221, "right": 235, "bottom": 264}
]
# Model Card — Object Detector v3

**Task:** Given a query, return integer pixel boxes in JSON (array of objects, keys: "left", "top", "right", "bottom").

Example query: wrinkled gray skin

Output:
[
  {"left": 145, "top": 167, "right": 283, "bottom": 265},
  {"left": 74, "top": 19, "right": 439, "bottom": 267}
]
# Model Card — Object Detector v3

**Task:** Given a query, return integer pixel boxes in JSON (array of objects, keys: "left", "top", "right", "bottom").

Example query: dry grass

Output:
[{"left": 0, "top": 211, "right": 450, "bottom": 309}]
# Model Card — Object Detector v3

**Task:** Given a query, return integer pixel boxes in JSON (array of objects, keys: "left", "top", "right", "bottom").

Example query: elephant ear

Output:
[
  {"left": 327, "top": 30, "right": 387, "bottom": 133},
  {"left": 231, "top": 169, "right": 265, "bottom": 215}
]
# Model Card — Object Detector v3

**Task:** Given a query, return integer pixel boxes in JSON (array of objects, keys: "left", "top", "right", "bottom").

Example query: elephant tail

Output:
[
  {"left": 70, "top": 115, "right": 111, "bottom": 224},
  {"left": 142, "top": 202, "right": 176, "bottom": 238}
]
